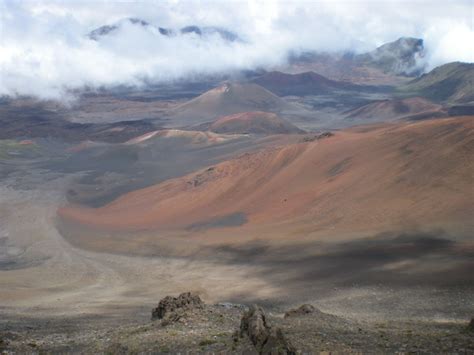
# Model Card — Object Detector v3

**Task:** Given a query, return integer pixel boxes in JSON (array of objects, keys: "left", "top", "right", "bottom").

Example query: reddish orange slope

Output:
[{"left": 58, "top": 117, "right": 474, "bottom": 238}]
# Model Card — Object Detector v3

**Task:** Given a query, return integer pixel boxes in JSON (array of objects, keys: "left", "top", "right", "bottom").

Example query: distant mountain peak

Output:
[
  {"left": 180, "top": 26, "right": 240, "bottom": 42},
  {"left": 88, "top": 18, "right": 240, "bottom": 42},
  {"left": 372, "top": 37, "right": 424, "bottom": 61},
  {"left": 356, "top": 37, "right": 425, "bottom": 76},
  {"left": 127, "top": 18, "right": 150, "bottom": 26},
  {"left": 88, "top": 17, "right": 153, "bottom": 40}
]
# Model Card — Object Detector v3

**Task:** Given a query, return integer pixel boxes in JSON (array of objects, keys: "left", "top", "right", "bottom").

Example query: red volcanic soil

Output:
[
  {"left": 344, "top": 97, "right": 446, "bottom": 122},
  {"left": 58, "top": 116, "right": 474, "bottom": 245},
  {"left": 208, "top": 111, "right": 304, "bottom": 134}
]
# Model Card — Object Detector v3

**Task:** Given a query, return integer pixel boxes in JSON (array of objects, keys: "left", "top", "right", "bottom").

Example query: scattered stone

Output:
[
  {"left": 240, "top": 304, "right": 296, "bottom": 354},
  {"left": 284, "top": 304, "right": 317, "bottom": 318},
  {"left": 301, "top": 132, "right": 334, "bottom": 142},
  {"left": 217, "top": 302, "right": 248, "bottom": 310},
  {"left": 106, "top": 342, "right": 129, "bottom": 354},
  {"left": 0, "top": 337, "right": 7, "bottom": 349},
  {"left": 151, "top": 292, "right": 204, "bottom": 325},
  {"left": 198, "top": 338, "right": 217, "bottom": 346},
  {"left": 318, "top": 132, "right": 334, "bottom": 139}
]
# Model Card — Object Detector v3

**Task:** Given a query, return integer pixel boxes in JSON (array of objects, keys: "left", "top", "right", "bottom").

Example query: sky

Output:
[{"left": 1, "top": 0, "right": 473, "bottom": 100}]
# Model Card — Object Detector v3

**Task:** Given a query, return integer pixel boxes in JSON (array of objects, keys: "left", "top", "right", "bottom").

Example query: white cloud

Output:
[
  {"left": 424, "top": 22, "right": 474, "bottom": 69},
  {"left": 0, "top": 0, "right": 473, "bottom": 100}
]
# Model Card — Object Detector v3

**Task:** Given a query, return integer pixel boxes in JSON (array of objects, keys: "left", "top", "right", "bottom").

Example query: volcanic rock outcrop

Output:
[
  {"left": 239, "top": 305, "right": 296, "bottom": 354},
  {"left": 151, "top": 292, "right": 204, "bottom": 325}
]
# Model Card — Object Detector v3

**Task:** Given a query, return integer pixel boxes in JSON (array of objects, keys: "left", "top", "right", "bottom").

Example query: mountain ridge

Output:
[{"left": 88, "top": 18, "right": 240, "bottom": 42}]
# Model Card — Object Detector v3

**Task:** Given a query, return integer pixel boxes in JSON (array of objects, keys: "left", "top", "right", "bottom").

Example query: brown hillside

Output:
[
  {"left": 167, "top": 82, "right": 304, "bottom": 125},
  {"left": 252, "top": 71, "right": 355, "bottom": 96},
  {"left": 344, "top": 97, "right": 445, "bottom": 122},
  {"left": 58, "top": 117, "right": 474, "bottom": 244}
]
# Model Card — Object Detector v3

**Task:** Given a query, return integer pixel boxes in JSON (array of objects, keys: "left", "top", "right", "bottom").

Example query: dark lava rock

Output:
[
  {"left": 240, "top": 305, "right": 296, "bottom": 354},
  {"left": 318, "top": 132, "right": 335, "bottom": 139},
  {"left": 468, "top": 318, "right": 474, "bottom": 332},
  {"left": 284, "top": 304, "right": 317, "bottom": 318},
  {"left": 0, "top": 337, "right": 7, "bottom": 350},
  {"left": 151, "top": 292, "right": 203, "bottom": 325},
  {"left": 301, "top": 132, "right": 334, "bottom": 142}
]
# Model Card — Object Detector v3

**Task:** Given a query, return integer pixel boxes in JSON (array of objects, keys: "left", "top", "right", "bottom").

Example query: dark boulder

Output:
[
  {"left": 468, "top": 318, "right": 474, "bottom": 332},
  {"left": 284, "top": 304, "right": 317, "bottom": 318},
  {"left": 240, "top": 305, "right": 296, "bottom": 354},
  {"left": 0, "top": 337, "right": 7, "bottom": 350}
]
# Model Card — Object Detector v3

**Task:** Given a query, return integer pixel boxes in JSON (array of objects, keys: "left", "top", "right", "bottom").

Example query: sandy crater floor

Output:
[{"left": 0, "top": 179, "right": 278, "bottom": 320}]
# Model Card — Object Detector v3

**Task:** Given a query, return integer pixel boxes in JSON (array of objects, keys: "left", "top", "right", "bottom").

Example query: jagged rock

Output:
[
  {"left": 240, "top": 305, "right": 268, "bottom": 350},
  {"left": 262, "top": 328, "right": 296, "bottom": 355},
  {"left": 151, "top": 292, "right": 203, "bottom": 325},
  {"left": 240, "top": 305, "right": 296, "bottom": 355},
  {"left": 284, "top": 304, "right": 316, "bottom": 318}
]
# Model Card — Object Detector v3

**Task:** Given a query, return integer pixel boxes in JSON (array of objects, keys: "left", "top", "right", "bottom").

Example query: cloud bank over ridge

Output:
[{"left": 1, "top": 0, "right": 473, "bottom": 100}]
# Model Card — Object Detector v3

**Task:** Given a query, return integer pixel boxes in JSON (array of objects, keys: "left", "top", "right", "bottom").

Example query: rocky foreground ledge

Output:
[{"left": 1, "top": 292, "right": 473, "bottom": 354}]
